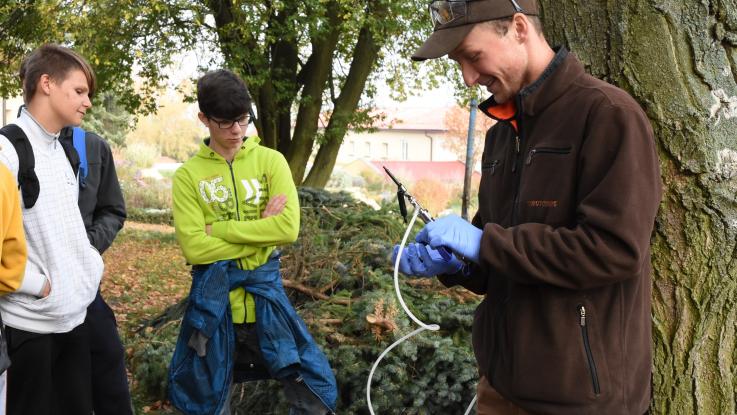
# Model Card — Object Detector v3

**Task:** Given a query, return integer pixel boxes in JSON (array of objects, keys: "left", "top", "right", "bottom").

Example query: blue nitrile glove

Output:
[
  {"left": 415, "top": 214, "right": 483, "bottom": 264},
  {"left": 391, "top": 243, "right": 464, "bottom": 278}
]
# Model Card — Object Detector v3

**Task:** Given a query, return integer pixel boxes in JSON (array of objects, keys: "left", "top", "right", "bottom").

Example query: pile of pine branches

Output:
[{"left": 131, "top": 188, "right": 481, "bottom": 414}]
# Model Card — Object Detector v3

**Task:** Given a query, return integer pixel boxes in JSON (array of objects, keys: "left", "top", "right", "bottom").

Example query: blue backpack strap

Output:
[{"left": 72, "top": 127, "right": 88, "bottom": 187}]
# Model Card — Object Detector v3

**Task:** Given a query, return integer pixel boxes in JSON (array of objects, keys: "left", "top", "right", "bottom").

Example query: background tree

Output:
[
  {"left": 0, "top": 1, "right": 452, "bottom": 188},
  {"left": 0, "top": 1, "right": 200, "bottom": 114},
  {"left": 539, "top": 1, "right": 737, "bottom": 413},
  {"left": 127, "top": 83, "right": 206, "bottom": 161},
  {"left": 0, "top": 1, "right": 60, "bottom": 97},
  {"left": 82, "top": 92, "right": 133, "bottom": 148},
  {"left": 443, "top": 104, "right": 496, "bottom": 168}
]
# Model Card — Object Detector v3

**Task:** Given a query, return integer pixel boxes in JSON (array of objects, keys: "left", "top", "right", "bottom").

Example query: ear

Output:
[
  {"left": 512, "top": 14, "right": 529, "bottom": 43},
  {"left": 197, "top": 112, "right": 209, "bottom": 126},
  {"left": 39, "top": 74, "right": 52, "bottom": 95}
]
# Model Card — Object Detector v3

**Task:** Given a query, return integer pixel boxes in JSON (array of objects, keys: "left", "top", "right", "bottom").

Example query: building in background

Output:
[
  {"left": 332, "top": 105, "right": 482, "bottom": 187},
  {"left": 337, "top": 106, "right": 458, "bottom": 163}
]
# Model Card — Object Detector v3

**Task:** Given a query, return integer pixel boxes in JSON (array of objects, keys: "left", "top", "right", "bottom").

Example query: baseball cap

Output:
[{"left": 412, "top": 0, "right": 539, "bottom": 61}]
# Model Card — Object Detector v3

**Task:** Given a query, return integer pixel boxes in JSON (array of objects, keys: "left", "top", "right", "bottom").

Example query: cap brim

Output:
[{"left": 411, "top": 24, "right": 475, "bottom": 62}]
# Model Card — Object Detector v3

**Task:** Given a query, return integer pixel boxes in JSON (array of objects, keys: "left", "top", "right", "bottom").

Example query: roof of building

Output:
[{"left": 373, "top": 106, "right": 453, "bottom": 132}]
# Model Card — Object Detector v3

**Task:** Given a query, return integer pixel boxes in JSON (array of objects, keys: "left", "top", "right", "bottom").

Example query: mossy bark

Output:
[{"left": 540, "top": 1, "right": 737, "bottom": 413}]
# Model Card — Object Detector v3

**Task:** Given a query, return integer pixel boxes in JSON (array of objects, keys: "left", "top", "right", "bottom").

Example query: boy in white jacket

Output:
[{"left": 0, "top": 44, "right": 103, "bottom": 414}]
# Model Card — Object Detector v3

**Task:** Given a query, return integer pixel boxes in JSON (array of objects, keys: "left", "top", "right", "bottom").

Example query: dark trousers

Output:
[
  {"left": 6, "top": 322, "right": 92, "bottom": 415},
  {"left": 86, "top": 291, "right": 133, "bottom": 414}
]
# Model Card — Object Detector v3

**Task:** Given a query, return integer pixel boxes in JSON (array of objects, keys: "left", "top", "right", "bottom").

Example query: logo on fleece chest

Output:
[{"left": 198, "top": 174, "right": 269, "bottom": 220}]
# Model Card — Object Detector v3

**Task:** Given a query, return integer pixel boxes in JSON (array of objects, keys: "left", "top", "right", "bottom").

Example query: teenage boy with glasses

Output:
[
  {"left": 393, "top": 1, "right": 661, "bottom": 414},
  {"left": 172, "top": 69, "right": 336, "bottom": 414}
]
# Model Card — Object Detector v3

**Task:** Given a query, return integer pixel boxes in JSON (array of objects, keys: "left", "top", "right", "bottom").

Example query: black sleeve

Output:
[{"left": 87, "top": 138, "right": 126, "bottom": 254}]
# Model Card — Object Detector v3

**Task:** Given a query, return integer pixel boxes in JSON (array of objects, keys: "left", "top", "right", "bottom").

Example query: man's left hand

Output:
[
  {"left": 415, "top": 214, "right": 482, "bottom": 264},
  {"left": 392, "top": 243, "right": 464, "bottom": 278}
]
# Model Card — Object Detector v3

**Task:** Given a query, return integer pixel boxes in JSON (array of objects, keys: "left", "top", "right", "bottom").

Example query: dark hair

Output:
[
  {"left": 19, "top": 44, "right": 96, "bottom": 103},
  {"left": 197, "top": 69, "right": 252, "bottom": 120}
]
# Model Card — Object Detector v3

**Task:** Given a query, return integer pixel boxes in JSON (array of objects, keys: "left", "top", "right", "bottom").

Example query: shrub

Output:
[
  {"left": 123, "top": 142, "right": 160, "bottom": 169},
  {"left": 127, "top": 322, "right": 180, "bottom": 402},
  {"left": 410, "top": 178, "right": 454, "bottom": 217},
  {"left": 127, "top": 208, "right": 173, "bottom": 225},
  {"left": 121, "top": 177, "right": 172, "bottom": 211}
]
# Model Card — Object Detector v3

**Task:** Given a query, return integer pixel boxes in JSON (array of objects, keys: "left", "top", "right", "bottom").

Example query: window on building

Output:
[
  {"left": 364, "top": 141, "right": 371, "bottom": 158},
  {"left": 349, "top": 140, "right": 355, "bottom": 156},
  {"left": 382, "top": 143, "right": 389, "bottom": 159},
  {"left": 401, "top": 140, "right": 409, "bottom": 161}
]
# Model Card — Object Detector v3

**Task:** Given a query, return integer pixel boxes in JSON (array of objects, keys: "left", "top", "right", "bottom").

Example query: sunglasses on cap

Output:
[{"left": 428, "top": 0, "right": 525, "bottom": 26}]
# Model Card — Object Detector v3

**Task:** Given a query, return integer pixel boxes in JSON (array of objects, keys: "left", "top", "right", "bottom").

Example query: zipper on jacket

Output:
[
  {"left": 227, "top": 162, "right": 245, "bottom": 267},
  {"left": 510, "top": 96, "right": 526, "bottom": 225},
  {"left": 578, "top": 305, "right": 601, "bottom": 395},
  {"left": 511, "top": 135, "right": 520, "bottom": 173},
  {"left": 525, "top": 146, "right": 572, "bottom": 165},
  {"left": 228, "top": 161, "right": 249, "bottom": 320}
]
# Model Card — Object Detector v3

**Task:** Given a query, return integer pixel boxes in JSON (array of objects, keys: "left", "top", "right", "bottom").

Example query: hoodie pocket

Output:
[
  {"left": 84, "top": 244, "right": 105, "bottom": 296},
  {"left": 89, "top": 244, "right": 104, "bottom": 272}
]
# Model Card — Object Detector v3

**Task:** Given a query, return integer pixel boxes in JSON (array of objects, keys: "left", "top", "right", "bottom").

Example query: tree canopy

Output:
[{"left": 0, "top": 0, "right": 457, "bottom": 187}]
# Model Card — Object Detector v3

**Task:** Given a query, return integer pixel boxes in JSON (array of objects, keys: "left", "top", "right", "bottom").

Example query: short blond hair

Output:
[{"left": 19, "top": 44, "right": 96, "bottom": 103}]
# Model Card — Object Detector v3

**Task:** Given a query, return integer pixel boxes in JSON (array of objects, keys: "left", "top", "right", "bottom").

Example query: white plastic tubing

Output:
[{"left": 366, "top": 206, "right": 477, "bottom": 415}]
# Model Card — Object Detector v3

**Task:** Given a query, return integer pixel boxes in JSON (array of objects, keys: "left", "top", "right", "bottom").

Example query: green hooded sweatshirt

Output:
[{"left": 172, "top": 137, "right": 299, "bottom": 323}]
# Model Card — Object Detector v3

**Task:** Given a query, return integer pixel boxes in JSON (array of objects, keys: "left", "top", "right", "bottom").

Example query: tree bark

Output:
[
  {"left": 260, "top": 4, "right": 299, "bottom": 151},
  {"left": 540, "top": 1, "right": 737, "bottom": 413},
  {"left": 302, "top": 3, "right": 386, "bottom": 188}
]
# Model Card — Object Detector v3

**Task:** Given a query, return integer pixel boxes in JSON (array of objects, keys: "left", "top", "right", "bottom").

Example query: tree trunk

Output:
[
  {"left": 301, "top": 9, "right": 384, "bottom": 188},
  {"left": 285, "top": 2, "right": 342, "bottom": 184},
  {"left": 541, "top": 1, "right": 737, "bottom": 413}
]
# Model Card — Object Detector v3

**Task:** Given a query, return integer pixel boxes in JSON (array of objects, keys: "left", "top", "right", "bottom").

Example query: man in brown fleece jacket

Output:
[{"left": 394, "top": 0, "right": 662, "bottom": 414}]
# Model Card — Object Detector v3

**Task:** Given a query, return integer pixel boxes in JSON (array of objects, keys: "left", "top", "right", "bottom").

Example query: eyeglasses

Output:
[
  {"left": 428, "top": 0, "right": 524, "bottom": 27},
  {"left": 429, "top": 0, "right": 466, "bottom": 26},
  {"left": 207, "top": 114, "right": 252, "bottom": 130}
]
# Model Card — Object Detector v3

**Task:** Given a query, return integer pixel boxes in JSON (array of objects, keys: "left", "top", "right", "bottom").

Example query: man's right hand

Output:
[
  {"left": 391, "top": 243, "right": 464, "bottom": 278},
  {"left": 40, "top": 278, "right": 51, "bottom": 298},
  {"left": 262, "top": 194, "right": 287, "bottom": 218}
]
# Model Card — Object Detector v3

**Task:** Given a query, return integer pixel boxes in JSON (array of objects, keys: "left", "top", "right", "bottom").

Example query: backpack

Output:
[{"left": 0, "top": 124, "right": 88, "bottom": 209}]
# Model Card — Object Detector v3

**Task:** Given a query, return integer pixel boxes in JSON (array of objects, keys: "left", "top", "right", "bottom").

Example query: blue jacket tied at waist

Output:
[{"left": 169, "top": 258, "right": 337, "bottom": 415}]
